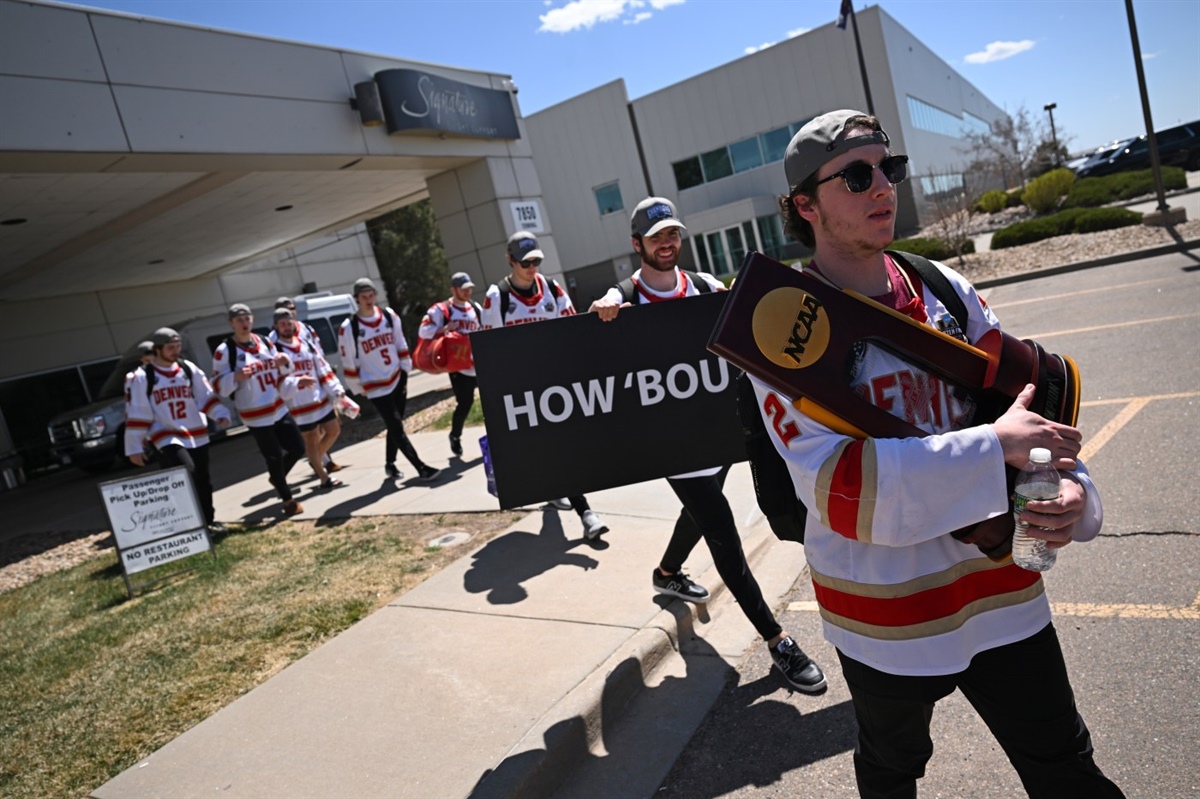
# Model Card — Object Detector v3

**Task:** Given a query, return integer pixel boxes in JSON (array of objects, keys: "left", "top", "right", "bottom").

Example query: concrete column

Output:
[{"left": 427, "top": 154, "right": 564, "bottom": 293}]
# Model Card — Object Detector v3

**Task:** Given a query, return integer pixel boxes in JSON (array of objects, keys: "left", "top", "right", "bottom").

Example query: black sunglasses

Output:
[
  {"left": 519, "top": 258, "right": 543, "bottom": 267},
  {"left": 815, "top": 155, "right": 909, "bottom": 193}
]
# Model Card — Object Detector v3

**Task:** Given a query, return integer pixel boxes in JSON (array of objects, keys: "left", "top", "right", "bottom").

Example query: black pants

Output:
[
  {"left": 838, "top": 623, "right": 1125, "bottom": 799},
  {"left": 368, "top": 373, "right": 426, "bottom": 471},
  {"left": 248, "top": 416, "right": 306, "bottom": 502},
  {"left": 447, "top": 371, "right": 477, "bottom": 439},
  {"left": 159, "top": 444, "right": 215, "bottom": 525},
  {"left": 661, "top": 466, "right": 781, "bottom": 642}
]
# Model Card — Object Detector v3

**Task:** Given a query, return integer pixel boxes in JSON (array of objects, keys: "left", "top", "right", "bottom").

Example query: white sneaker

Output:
[
  {"left": 549, "top": 497, "right": 572, "bottom": 510},
  {"left": 581, "top": 510, "right": 608, "bottom": 541}
]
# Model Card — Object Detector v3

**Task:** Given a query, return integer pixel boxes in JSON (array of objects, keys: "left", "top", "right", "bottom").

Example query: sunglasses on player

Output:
[
  {"left": 519, "top": 258, "right": 543, "bottom": 267},
  {"left": 814, "top": 155, "right": 909, "bottom": 194}
]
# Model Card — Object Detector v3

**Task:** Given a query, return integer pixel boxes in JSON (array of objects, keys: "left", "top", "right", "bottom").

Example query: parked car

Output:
[
  {"left": 1069, "top": 139, "right": 1133, "bottom": 176},
  {"left": 1076, "top": 121, "right": 1200, "bottom": 178}
]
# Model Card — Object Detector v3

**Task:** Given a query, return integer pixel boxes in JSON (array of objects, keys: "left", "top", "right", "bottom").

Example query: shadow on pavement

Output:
[{"left": 462, "top": 507, "right": 599, "bottom": 604}]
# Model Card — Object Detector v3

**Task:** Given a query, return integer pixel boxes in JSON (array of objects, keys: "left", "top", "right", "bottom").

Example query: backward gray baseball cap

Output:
[
  {"left": 352, "top": 277, "right": 378, "bottom": 296},
  {"left": 784, "top": 109, "right": 890, "bottom": 190},
  {"left": 136, "top": 340, "right": 155, "bottom": 356},
  {"left": 151, "top": 327, "right": 180, "bottom": 349}
]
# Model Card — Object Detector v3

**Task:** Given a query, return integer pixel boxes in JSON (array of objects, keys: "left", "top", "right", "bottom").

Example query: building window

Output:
[
  {"left": 729, "top": 136, "right": 764, "bottom": 174},
  {"left": 594, "top": 182, "right": 624, "bottom": 215},
  {"left": 760, "top": 126, "right": 792, "bottom": 163},
  {"left": 919, "top": 173, "right": 965, "bottom": 198},
  {"left": 700, "top": 147, "right": 733, "bottom": 182},
  {"left": 756, "top": 214, "right": 788, "bottom": 260},
  {"left": 673, "top": 157, "right": 704, "bottom": 190},
  {"left": 907, "top": 96, "right": 986, "bottom": 139}
]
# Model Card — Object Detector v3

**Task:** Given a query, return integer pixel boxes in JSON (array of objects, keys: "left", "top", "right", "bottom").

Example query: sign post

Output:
[{"left": 98, "top": 467, "right": 216, "bottom": 598}]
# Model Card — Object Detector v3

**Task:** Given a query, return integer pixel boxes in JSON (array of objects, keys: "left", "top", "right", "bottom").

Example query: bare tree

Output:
[
  {"left": 919, "top": 170, "right": 982, "bottom": 266},
  {"left": 960, "top": 106, "right": 1059, "bottom": 191}
]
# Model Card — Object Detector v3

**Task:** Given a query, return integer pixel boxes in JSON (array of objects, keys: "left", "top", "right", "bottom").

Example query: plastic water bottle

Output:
[
  {"left": 1011, "top": 447, "right": 1060, "bottom": 572},
  {"left": 339, "top": 395, "right": 361, "bottom": 420}
]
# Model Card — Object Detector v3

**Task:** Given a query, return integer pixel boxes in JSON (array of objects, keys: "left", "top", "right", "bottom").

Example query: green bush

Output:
[
  {"left": 1006, "top": 191, "right": 1026, "bottom": 208},
  {"left": 990, "top": 207, "right": 1142, "bottom": 249},
  {"left": 1021, "top": 168, "right": 1076, "bottom": 214},
  {"left": 1065, "top": 167, "right": 1188, "bottom": 208},
  {"left": 889, "top": 236, "right": 976, "bottom": 261},
  {"left": 978, "top": 190, "right": 1008, "bottom": 214}
]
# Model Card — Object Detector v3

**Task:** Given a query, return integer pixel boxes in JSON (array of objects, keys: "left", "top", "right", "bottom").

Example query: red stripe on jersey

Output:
[
  {"left": 344, "top": 367, "right": 360, "bottom": 378},
  {"left": 127, "top": 419, "right": 152, "bottom": 430},
  {"left": 827, "top": 439, "right": 866, "bottom": 538},
  {"left": 812, "top": 563, "right": 1041, "bottom": 628},
  {"left": 239, "top": 398, "right": 284, "bottom": 419},
  {"left": 362, "top": 367, "right": 402, "bottom": 393},
  {"left": 150, "top": 426, "right": 206, "bottom": 444},
  {"left": 634, "top": 274, "right": 689, "bottom": 303},
  {"left": 201, "top": 397, "right": 221, "bottom": 414}
]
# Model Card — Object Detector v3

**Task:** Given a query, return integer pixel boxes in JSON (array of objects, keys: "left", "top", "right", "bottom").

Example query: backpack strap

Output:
[
  {"left": 617, "top": 277, "right": 637, "bottom": 304},
  {"left": 681, "top": 270, "right": 713, "bottom": 294},
  {"left": 142, "top": 363, "right": 156, "bottom": 398},
  {"left": 885, "top": 250, "right": 970, "bottom": 337}
]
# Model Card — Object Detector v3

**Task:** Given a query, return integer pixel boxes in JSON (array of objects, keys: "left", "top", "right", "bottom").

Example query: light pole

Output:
[{"left": 1043, "top": 102, "right": 1059, "bottom": 167}]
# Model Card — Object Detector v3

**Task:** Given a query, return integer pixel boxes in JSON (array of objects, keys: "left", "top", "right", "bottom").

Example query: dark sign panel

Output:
[
  {"left": 471, "top": 293, "right": 745, "bottom": 509},
  {"left": 374, "top": 69, "right": 520, "bottom": 140}
]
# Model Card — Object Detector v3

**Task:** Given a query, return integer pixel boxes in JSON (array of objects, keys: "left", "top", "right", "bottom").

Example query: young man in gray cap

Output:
[
  {"left": 271, "top": 296, "right": 340, "bottom": 475},
  {"left": 125, "top": 328, "right": 231, "bottom": 528},
  {"left": 338, "top": 278, "right": 440, "bottom": 482},
  {"left": 758, "top": 110, "right": 1122, "bottom": 797},
  {"left": 480, "top": 232, "right": 609, "bottom": 541},
  {"left": 417, "top": 271, "right": 482, "bottom": 457},
  {"left": 212, "top": 303, "right": 312, "bottom": 517},
  {"left": 588, "top": 196, "right": 826, "bottom": 694}
]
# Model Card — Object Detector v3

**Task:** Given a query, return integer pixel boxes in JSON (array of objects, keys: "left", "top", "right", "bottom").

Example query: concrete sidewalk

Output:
[{"left": 91, "top": 428, "right": 810, "bottom": 799}]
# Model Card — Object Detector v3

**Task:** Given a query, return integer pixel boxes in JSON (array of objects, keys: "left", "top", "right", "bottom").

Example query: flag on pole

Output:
[{"left": 837, "top": 0, "right": 852, "bottom": 29}]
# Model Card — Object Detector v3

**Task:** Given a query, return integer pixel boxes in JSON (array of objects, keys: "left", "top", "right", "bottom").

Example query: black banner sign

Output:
[
  {"left": 471, "top": 292, "right": 745, "bottom": 508},
  {"left": 374, "top": 69, "right": 520, "bottom": 140}
]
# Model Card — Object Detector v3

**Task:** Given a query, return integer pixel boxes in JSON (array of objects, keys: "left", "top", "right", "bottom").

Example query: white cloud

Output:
[
  {"left": 1142, "top": 52, "right": 1158, "bottom": 59},
  {"left": 539, "top": 0, "right": 684, "bottom": 33},
  {"left": 787, "top": 27, "right": 809, "bottom": 38},
  {"left": 964, "top": 40, "right": 1035, "bottom": 64},
  {"left": 745, "top": 42, "right": 775, "bottom": 54}
]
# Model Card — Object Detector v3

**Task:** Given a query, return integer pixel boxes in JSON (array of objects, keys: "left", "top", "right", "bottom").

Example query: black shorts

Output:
[{"left": 298, "top": 410, "right": 337, "bottom": 433}]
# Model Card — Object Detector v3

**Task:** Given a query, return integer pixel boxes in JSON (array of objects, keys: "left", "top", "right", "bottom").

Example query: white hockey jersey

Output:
[
  {"left": 753, "top": 257, "right": 1103, "bottom": 676},
  {"left": 276, "top": 337, "right": 346, "bottom": 426},
  {"left": 211, "top": 334, "right": 288, "bottom": 428},
  {"left": 479, "top": 274, "right": 575, "bottom": 329},
  {"left": 337, "top": 307, "right": 410, "bottom": 399},
  {"left": 268, "top": 321, "right": 320, "bottom": 353},
  {"left": 418, "top": 299, "right": 482, "bottom": 376},
  {"left": 124, "top": 360, "right": 230, "bottom": 455}
]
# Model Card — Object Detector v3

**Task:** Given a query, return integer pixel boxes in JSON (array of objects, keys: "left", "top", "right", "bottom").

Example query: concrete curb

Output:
[
  {"left": 469, "top": 517, "right": 791, "bottom": 799},
  {"left": 974, "top": 237, "right": 1200, "bottom": 290}
]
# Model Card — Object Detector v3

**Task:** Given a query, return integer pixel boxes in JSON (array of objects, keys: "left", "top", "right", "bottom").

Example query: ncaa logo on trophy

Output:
[{"left": 752, "top": 288, "right": 831, "bottom": 369}]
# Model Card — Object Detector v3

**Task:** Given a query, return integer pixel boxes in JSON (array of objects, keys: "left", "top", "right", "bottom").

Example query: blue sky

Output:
[{"left": 69, "top": 0, "right": 1199, "bottom": 153}]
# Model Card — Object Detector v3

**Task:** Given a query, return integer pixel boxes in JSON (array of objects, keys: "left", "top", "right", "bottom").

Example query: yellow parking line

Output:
[
  {"left": 1022, "top": 312, "right": 1198, "bottom": 339},
  {"left": 1079, "top": 398, "right": 1149, "bottom": 463},
  {"left": 786, "top": 600, "right": 1200, "bottom": 620},
  {"left": 988, "top": 276, "right": 1184, "bottom": 310}
]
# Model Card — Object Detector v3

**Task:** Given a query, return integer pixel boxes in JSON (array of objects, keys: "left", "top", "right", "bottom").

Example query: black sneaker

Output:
[
  {"left": 384, "top": 463, "right": 403, "bottom": 480},
  {"left": 449, "top": 434, "right": 463, "bottom": 457},
  {"left": 416, "top": 465, "right": 441, "bottom": 482},
  {"left": 770, "top": 636, "right": 827, "bottom": 693},
  {"left": 652, "top": 569, "right": 710, "bottom": 603}
]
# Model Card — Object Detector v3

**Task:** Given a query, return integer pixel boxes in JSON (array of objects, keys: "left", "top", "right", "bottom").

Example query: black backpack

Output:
[
  {"left": 739, "top": 251, "right": 970, "bottom": 543},
  {"left": 615, "top": 269, "right": 713, "bottom": 303}
]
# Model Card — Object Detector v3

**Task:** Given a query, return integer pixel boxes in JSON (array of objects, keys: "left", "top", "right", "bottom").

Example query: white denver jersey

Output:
[
  {"left": 124, "top": 360, "right": 230, "bottom": 455},
  {"left": 211, "top": 334, "right": 288, "bottom": 427},
  {"left": 276, "top": 337, "right": 346, "bottom": 426},
  {"left": 337, "top": 306, "right": 411, "bottom": 399},
  {"left": 418, "top": 299, "right": 482, "bottom": 376},
  {"left": 480, "top": 273, "right": 575, "bottom": 330},
  {"left": 753, "top": 258, "right": 1102, "bottom": 676}
]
